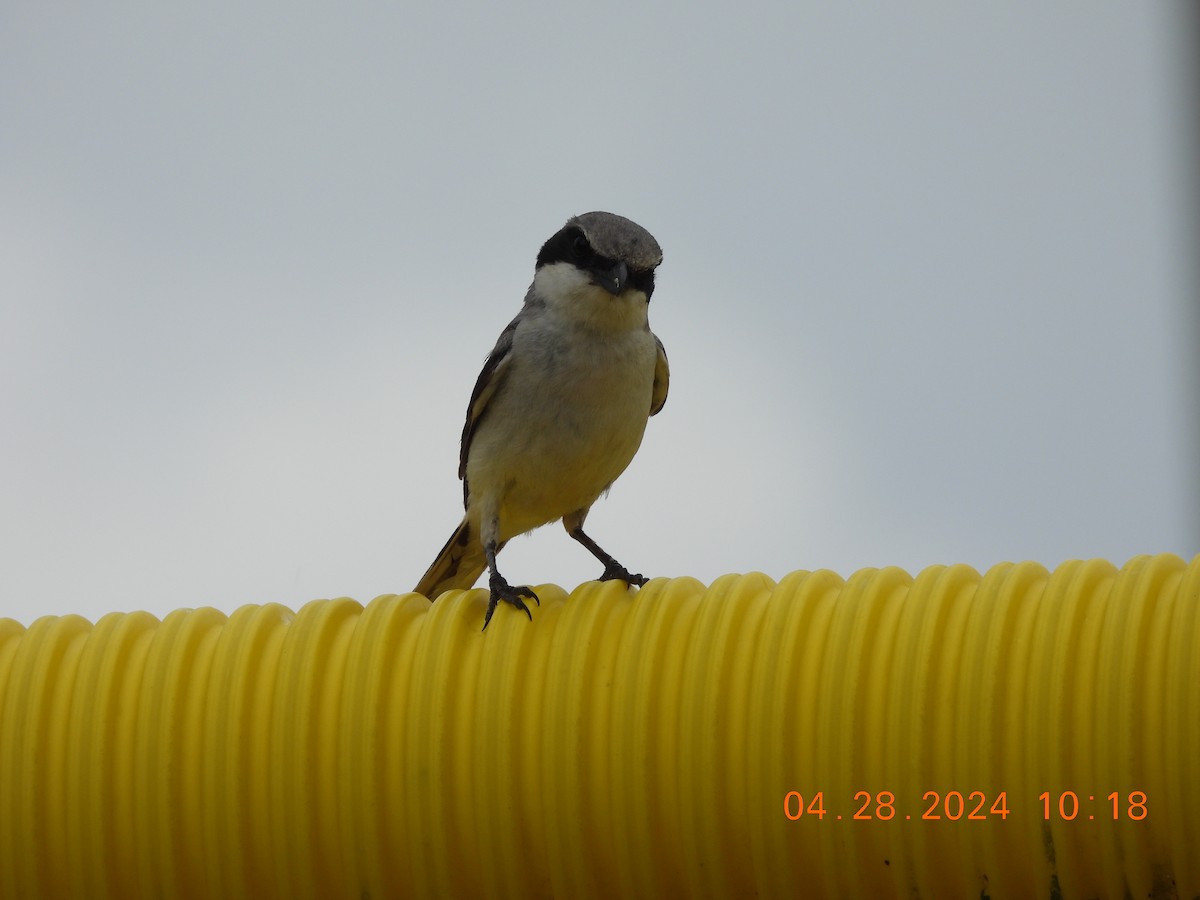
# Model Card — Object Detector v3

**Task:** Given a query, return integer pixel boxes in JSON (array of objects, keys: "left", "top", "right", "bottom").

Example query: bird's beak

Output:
[{"left": 590, "top": 260, "right": 629, "bottom": 295}]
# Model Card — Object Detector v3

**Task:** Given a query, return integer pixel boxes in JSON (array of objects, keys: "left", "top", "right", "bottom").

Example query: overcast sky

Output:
[{"left": 2, "top": 3, "right": 1196, "bottom": 626}]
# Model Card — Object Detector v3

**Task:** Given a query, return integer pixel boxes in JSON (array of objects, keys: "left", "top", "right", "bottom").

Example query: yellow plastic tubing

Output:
[{"left": 1, "top": 553, "right": 1197, "bottom": 899}]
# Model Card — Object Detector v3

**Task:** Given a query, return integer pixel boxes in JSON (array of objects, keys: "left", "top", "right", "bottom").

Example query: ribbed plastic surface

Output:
[{"left": 0, "top": 554, "right": 1196, "bottom": 898}]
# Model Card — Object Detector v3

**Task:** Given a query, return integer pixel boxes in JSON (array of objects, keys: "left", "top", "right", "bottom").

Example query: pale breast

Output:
[{"left": 466, "top": 326, "right": 658, "bottom": 538}]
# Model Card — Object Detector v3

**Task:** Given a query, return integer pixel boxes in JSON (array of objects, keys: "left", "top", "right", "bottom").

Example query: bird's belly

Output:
[
  {"left": 492, "top": 390, "right": 649, "bottom": 535},
  {"left": 466, "top": 342, "right": 654, "bottom": 539}
]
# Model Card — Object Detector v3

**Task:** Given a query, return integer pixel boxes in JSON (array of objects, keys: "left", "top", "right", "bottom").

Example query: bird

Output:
[{"left": 414, "top": 211, "right": 669, "bottom": 630}]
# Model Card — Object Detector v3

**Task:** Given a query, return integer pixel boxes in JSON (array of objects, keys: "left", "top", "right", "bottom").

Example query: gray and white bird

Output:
[{"left": 414, "top": 211, "right": 669, "bottom": 629}]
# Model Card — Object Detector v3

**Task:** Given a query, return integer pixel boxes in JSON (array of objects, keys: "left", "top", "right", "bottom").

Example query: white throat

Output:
[{"left": 531, "top": 262, "right": 650, "bottom": 334}]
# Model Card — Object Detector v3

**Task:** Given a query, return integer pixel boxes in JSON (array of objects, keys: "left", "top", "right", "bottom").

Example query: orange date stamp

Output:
[{"left": 782, "top": 790, "right": 1148, "bottom": 822}]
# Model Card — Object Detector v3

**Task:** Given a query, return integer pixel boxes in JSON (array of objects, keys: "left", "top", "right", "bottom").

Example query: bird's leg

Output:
[
  {"left": 482, "top": 539, "right": 539, "bottom": 631},
  {"left": 568, "top": 527, "right": 649, "bottom": 587}
]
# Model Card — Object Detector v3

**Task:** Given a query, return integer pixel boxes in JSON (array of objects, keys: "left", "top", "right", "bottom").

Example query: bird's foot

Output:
[
  {"left": 598, "top": 562, "right": 648, "bottom": 587},
  {"left": 482, "top": 573, "right": 539, "bottom": 631}
]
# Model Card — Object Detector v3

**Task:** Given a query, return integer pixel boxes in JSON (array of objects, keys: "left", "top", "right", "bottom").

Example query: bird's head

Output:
[{"left": 531, "top": 211, "right": 662, "bottom": 330}]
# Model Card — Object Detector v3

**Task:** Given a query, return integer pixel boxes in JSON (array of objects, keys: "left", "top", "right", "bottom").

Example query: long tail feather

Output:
[{"left": 414, "top": 518, "right": 487, "bottom": 598}]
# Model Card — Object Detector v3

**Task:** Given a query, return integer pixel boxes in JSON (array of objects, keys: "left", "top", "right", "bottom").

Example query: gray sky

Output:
[{"left": 2, "top": 3, "right": 1195, "bottom": 626}]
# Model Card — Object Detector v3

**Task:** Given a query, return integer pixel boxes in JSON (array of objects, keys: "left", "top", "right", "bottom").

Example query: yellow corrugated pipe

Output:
[{"left": 0, "top": 553, "right": 1197, "bottom": 898}]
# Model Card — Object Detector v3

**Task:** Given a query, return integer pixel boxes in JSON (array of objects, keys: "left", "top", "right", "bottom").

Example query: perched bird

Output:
[{"left": 414, "top": 211, "right": 669, "bottom": 629}]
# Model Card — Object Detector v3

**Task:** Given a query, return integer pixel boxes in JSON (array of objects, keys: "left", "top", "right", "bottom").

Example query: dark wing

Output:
[
  {"left": 459, "top": 315, "right": 519, "bottom": 508},
  {"left": 650, "top": 335, "right": 669, "bottom": 416}
]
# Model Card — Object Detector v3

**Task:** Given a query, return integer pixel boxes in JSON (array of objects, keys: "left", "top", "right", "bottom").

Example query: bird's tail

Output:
[{"left": 414, "top": 517, "right": 488, "bottom": 599}]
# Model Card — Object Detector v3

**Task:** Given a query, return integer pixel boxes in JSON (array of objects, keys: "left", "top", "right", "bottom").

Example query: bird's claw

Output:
[
  {"left": 482, "top": 575, "right": 539, "bottom": 630},
  {"left": 598, "top": 562, "right": 648, "bottom": 587}
]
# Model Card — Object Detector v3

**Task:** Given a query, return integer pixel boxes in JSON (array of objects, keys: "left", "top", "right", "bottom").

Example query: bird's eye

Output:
[
  {"left": 571, "top": 233, "right": 591, "bottom": 257},
  {"left": 631, "top": 268, "right": 656, "bottom": 299}
]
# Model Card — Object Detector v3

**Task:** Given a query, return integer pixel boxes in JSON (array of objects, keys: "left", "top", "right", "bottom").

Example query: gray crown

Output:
[{"left": 570, "top": 211, "right": 662, "bottom": 269}]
